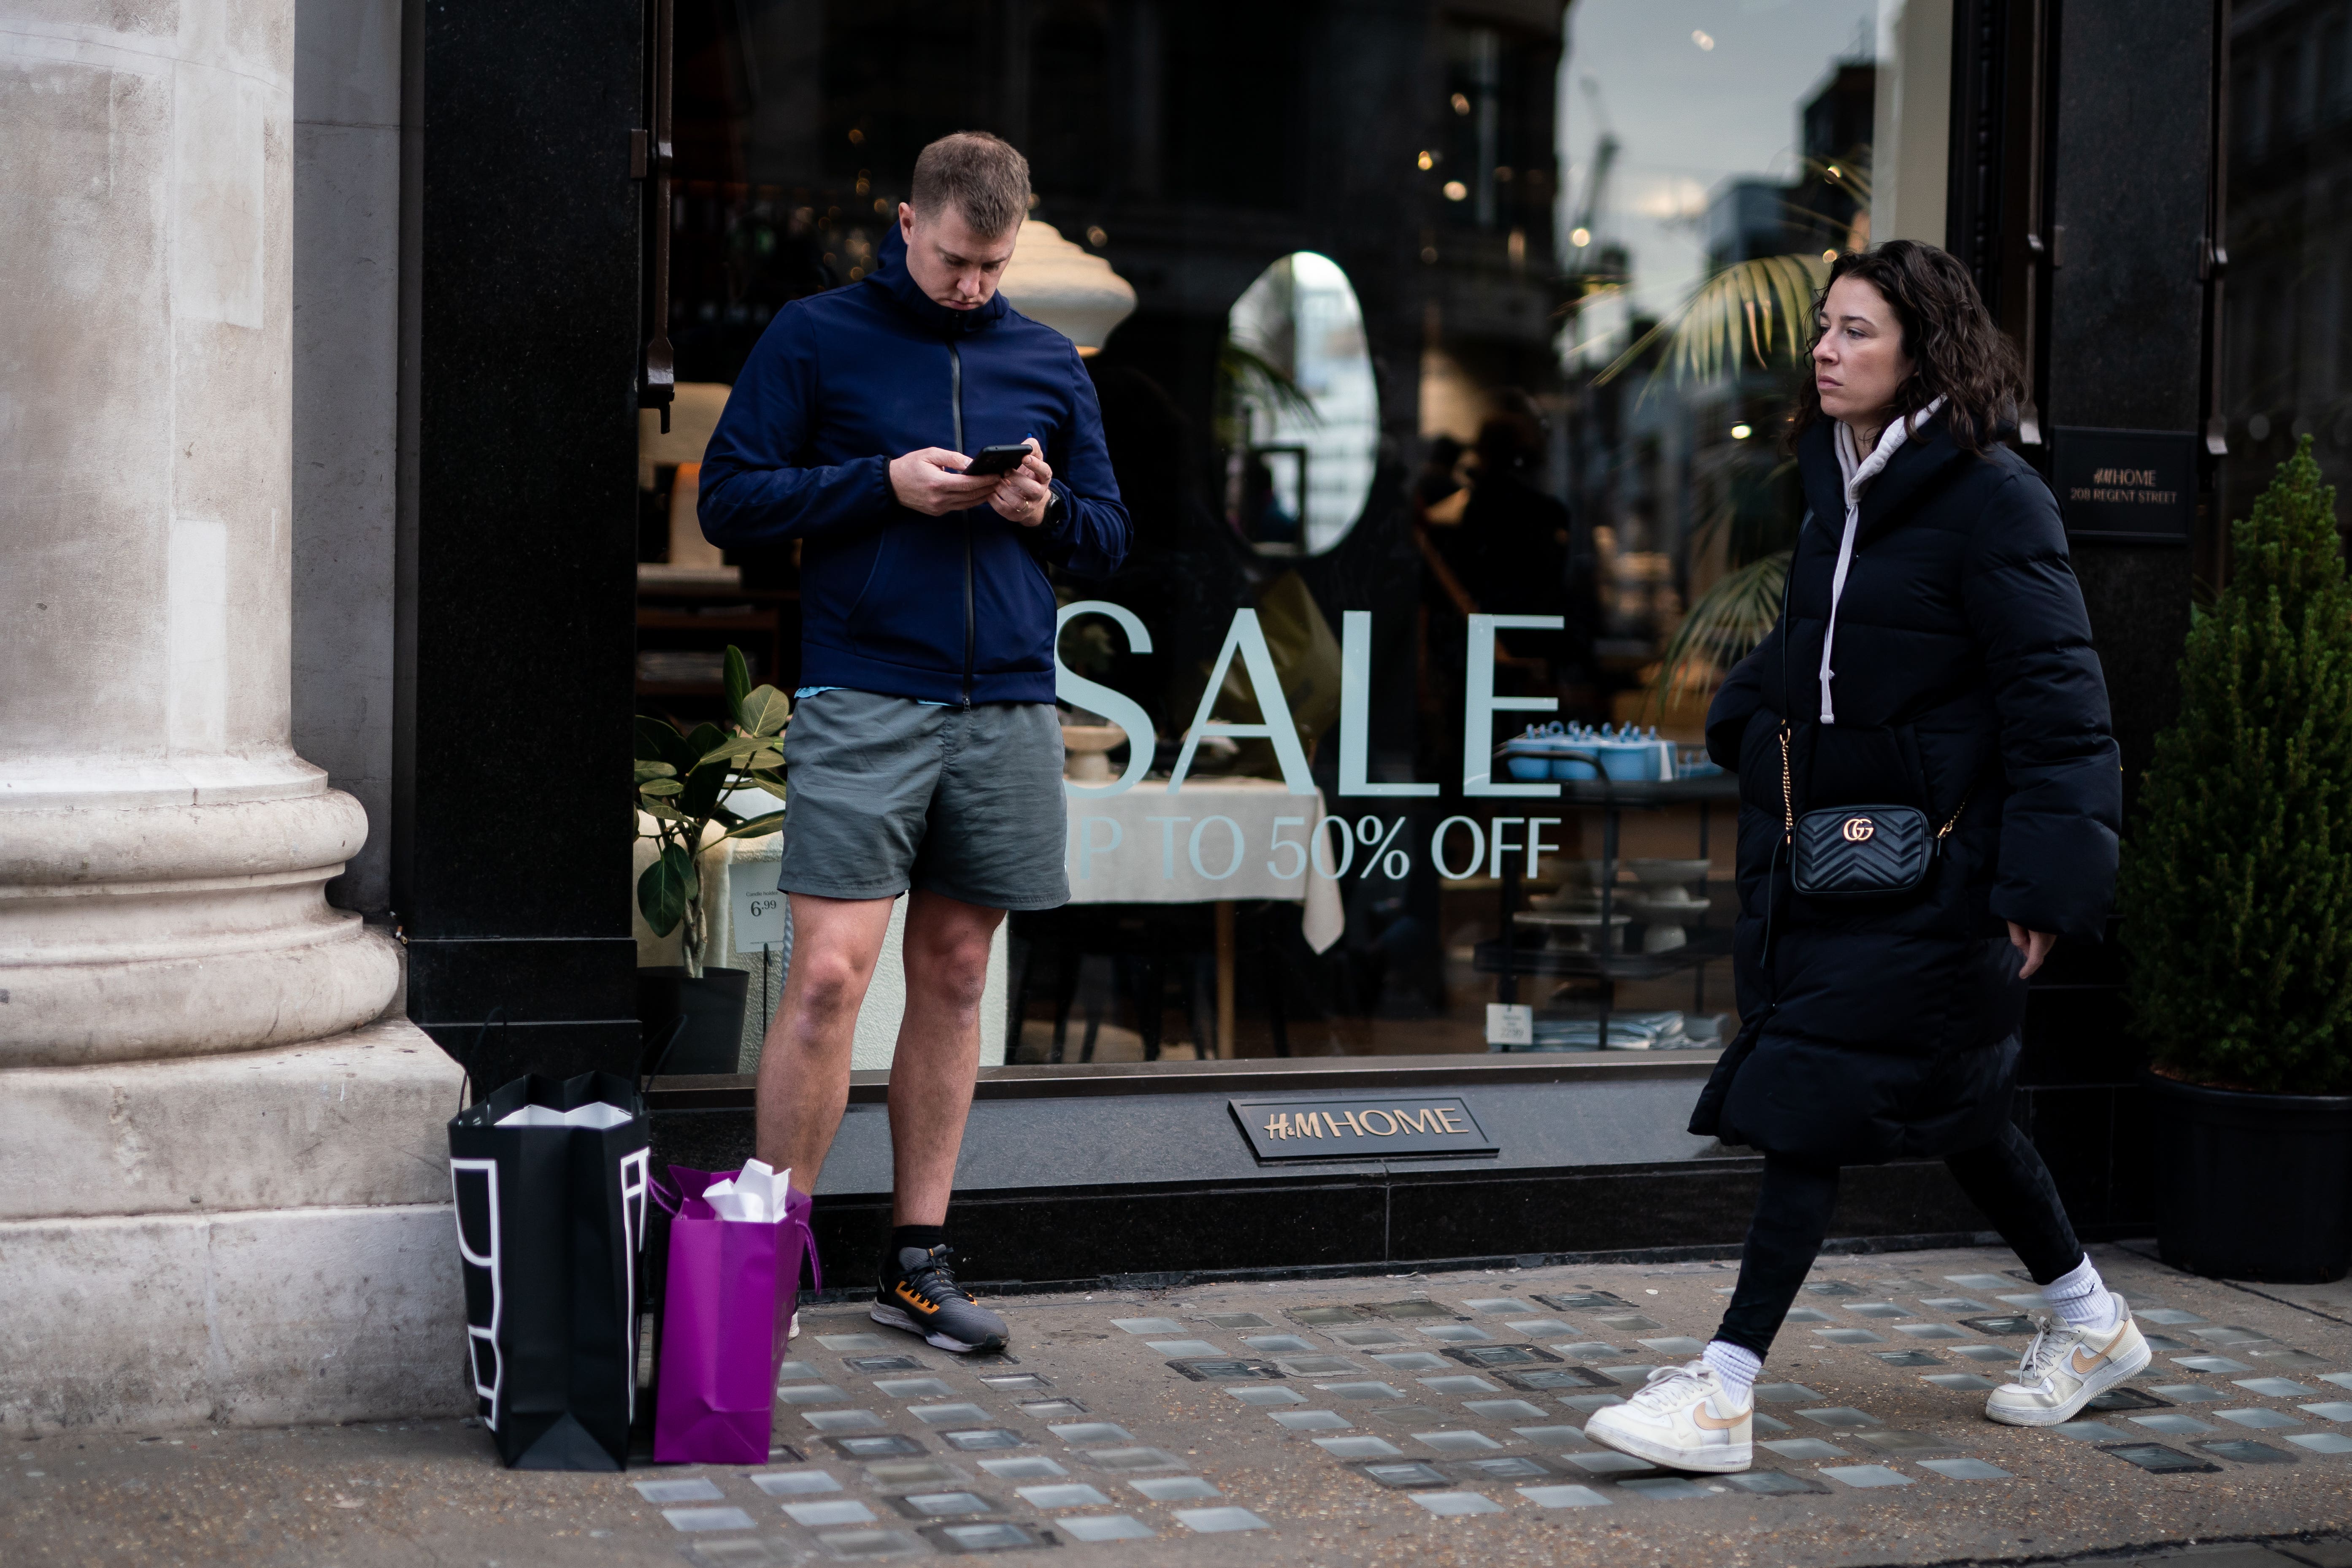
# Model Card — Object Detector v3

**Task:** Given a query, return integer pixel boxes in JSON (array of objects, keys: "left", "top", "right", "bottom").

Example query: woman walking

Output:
[{"left": 1587, "top": 241, "right": 2144, "bottom": 1474}]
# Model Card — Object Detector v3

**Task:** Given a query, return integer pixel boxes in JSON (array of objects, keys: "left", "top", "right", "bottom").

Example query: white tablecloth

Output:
[{"left": 1063, "top": 778, "right": 1346, "bottom": 952}]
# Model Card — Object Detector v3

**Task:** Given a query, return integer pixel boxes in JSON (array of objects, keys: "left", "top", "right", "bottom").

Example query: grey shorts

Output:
[{"left": 776, "top": 689, "right": 1070, "bottom": 910}]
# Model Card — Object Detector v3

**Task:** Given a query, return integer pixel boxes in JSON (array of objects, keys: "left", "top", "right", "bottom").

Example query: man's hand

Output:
[
  {"left": 989, "top": 440, "right": 1054, "bottom": 528},
  {"left": 889, "top": 448, "right": 1005, "bottom": 516},
  {"left": 2008, "top": 922, "right": 2057, "bottom": 979}
]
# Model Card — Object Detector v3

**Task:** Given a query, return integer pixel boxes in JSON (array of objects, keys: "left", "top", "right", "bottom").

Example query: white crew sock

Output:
[
  {"left": 1701, "top": 1340, "right": 1762, "bottom": 1404},
  {"left": 2041, "top": 1254, "right": 2120, "bottom": 1333}
]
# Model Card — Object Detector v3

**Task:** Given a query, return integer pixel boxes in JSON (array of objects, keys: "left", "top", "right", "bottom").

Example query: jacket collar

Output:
[
  {"left": 866, "top": 223, "right": 1010, "bottom": 336},
  {"left": 1797, "top": 408, "right": 1971, "bottom": 546}
]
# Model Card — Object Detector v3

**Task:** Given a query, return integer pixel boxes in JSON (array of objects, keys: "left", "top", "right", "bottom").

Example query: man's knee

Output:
[
  {"left": 789, "top": 944, "right": 876, "bottom": 1019},
  {"left": 906, "top": 927, "right": 994, "bottom": 1010}
]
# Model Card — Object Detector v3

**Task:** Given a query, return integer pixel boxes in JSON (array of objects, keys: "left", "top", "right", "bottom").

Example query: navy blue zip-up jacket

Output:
[{"left": 698, "top": 226, "right": 1129, "bottom": 704}]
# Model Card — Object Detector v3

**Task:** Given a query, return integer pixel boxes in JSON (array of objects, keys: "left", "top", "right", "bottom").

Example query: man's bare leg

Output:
[
  {"left": 884, "top": 891, "right": 1006, "bottom": 1225},
  {"left": 754, "top": 893, "right": 898, "bottom": 1186}
]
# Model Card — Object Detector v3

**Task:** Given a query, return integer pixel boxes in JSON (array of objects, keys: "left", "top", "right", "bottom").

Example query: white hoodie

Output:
[{"left": 1819, "top": 397, "right": 1946, "bottom": 724}]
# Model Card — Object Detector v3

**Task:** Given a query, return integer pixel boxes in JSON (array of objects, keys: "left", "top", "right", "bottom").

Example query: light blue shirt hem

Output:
[{"left": 795, "top": 685, "right": 951, "bottom": 708}]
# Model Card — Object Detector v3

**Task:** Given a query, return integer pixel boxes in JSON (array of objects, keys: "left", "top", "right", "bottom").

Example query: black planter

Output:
[
  {"left": 637, "top": 967, "right": 752, "bottom": 1076},
  {"left": 2145, "top": 1069, "right": 2352, "bottom": 1283}
]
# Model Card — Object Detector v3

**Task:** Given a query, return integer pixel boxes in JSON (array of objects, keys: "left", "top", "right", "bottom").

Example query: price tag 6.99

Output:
[{"left": 733, "top": 886, "right": 787, "bottom": 946}]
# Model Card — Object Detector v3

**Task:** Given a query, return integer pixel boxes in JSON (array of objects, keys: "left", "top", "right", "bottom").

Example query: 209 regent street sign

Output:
[{"left": 1228, "top": 1097, "right": 1498, "bottom": 1161}]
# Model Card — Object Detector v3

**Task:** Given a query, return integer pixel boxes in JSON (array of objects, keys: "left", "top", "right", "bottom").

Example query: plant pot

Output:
[
  {"left": 2144, "top": 1068, "right": 2352, "bottom": 1283},
  {"left": 638, "top": 966, "right": 752, "bottom": 1076}
]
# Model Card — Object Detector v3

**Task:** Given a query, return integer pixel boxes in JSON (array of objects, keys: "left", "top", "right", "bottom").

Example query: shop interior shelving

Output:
[
  {"left": 1473, "top": 760, "right": 1740, "bottom": 1052},
  {"left": 633, "top": 576, "right": 798, "bottom": 726}
]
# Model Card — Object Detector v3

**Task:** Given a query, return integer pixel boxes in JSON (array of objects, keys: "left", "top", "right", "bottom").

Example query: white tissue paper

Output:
[
  {"left": 492, "top": 1101, "right": 635, "bottom": 1129},
  {"left": 700, "top": 1158, "right": 794, "bottom": 1223}
]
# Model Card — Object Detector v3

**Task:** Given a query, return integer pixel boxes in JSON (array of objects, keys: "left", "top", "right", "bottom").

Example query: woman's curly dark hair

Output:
[{"left": 1791, "top": 240, "right": 2022, "bottom": 456}]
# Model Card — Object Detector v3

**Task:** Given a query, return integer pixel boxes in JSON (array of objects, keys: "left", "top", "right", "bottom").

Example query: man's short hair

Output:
[{"left": 911, "top": 132, "right": 1031, "bottom": 240}]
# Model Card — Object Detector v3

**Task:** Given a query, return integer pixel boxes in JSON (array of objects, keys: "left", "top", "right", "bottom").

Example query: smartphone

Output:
[{"left": 960, "top": 443, "right": 1033, "bottom": 476}]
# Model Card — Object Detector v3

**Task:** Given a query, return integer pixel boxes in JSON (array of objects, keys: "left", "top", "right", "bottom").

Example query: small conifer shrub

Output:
[{"left": 2121, "top": 435, "right": 2352, "bottom": 1094}]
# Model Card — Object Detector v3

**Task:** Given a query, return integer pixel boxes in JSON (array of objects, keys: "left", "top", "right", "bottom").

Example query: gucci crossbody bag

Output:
[
  {"left": 1772, "top": 524, "right": 1971, "bottom": 902},
  {"left": 1779, "top": 725, "right": 1969, "bottom": 900}
]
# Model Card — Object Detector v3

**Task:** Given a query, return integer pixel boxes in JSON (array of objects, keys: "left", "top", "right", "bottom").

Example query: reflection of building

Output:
[
  {"left": 1562, "top": 51, "right": 1876, "bottom": 694},
  {"left": 1706, "top": 62, "right": 1875, "bottom": 273}
]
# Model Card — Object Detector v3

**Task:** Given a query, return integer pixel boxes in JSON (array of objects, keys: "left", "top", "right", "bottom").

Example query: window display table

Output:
[{"left": 1063, "top": 777, "right": 1347, "bottom": 1056}]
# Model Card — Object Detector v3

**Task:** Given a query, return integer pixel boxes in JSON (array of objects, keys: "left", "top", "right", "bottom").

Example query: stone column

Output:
[
  {"left": 1, "top": 0, "right": 395, "bottom": 1056},
  {"left": 0, "top": 0, "right": 461, "bottom": 1432}
]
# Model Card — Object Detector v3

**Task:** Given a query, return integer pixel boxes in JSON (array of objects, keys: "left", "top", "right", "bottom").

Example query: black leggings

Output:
[{"left": 1713, "top": 1119, "right": 2083, "bottom": 1358}]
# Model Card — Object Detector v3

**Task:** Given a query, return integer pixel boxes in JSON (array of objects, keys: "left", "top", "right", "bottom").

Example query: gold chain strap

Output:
[
  {"left": 1782, "top": 720, "right": 1972, "bottom": 842},
  {"left": 1935, "top": 793, "right": 1972, "bottom": 840},
  {"left": 1779, "top": 725, "right": 1794, "bottom": 843}
]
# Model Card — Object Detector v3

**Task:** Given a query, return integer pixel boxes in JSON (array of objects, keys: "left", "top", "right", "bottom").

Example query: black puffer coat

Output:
[{"left": 1698, "top": 413, "right": 2120, "bottom": 1165}]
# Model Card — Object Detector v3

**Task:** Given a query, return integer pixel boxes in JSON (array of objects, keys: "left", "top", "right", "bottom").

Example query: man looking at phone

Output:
[{"left": 698, "top": 132, "right": 1127, "bottom": 1353}]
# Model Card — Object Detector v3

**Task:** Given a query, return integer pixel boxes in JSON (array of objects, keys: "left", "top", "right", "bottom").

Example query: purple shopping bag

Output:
[{"left": 652, "top": 1165, "right": 820, "bottom": 1465}]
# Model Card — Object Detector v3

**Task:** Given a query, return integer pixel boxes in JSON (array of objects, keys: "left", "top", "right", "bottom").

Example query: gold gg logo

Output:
[{"left": 1841, "top": 816, "right": 1876, "bottom": 842}]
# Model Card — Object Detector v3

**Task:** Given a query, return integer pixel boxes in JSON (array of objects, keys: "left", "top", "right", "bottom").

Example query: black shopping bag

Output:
[{"left": 448, "top": 1062, "right": 654, "bottom": 1470}]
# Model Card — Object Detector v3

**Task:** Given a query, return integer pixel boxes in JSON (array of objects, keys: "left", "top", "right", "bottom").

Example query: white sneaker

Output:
[
  {"left": 1983, "top": 1295, "right": 2152, "bottom": 1427},
  {"left": 1584, "top": 1362, "right": 1753, "bottom": 1473}
]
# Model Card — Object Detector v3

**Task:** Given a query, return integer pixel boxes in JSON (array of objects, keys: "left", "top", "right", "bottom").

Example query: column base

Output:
[
  {"left": 0, "top": 1020, "right": 470, "bottom": 1432},
  {"left": 0, "top": 774, "right": 401, "bottom": 1066}
]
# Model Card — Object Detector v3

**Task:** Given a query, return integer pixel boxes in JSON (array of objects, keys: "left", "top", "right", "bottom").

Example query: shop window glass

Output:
[
  {"left": 2220, "top": 0, "right": 2352, "bottom": 534},
  {"left": 646, "top": 0, "right": 1954, "bottom": 1074}
]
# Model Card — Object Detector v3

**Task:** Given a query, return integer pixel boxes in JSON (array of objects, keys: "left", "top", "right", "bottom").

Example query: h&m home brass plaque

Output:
[
  {"left": 2051, "top": 427, "right": 2197, "bottom": 543},
  {"left": 1229, "top": 1096, "right": 1497, "bottom": 1161}
]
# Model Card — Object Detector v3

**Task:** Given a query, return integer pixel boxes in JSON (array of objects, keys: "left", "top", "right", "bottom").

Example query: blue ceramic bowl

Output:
[{"left": 1595, "top": 744, "right": 1657, "bottom": 781}]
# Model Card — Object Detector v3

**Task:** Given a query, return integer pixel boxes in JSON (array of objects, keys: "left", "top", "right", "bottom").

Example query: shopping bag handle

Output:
[
  {"left": 791, "top": 1206, "right": 823, "bottom": 1295},
  {"left": 650, "top": 1163, "right": 687, "bottom": 1218},
  {"left": 456, "top": 1007, "right": 508, "bottom": 1114},
  {"left": 649, "top": 1164, "right": 821, "bottom": 1294},
  {"left": 637, "top": 1015, "right": 688, "bottom": 1101}
]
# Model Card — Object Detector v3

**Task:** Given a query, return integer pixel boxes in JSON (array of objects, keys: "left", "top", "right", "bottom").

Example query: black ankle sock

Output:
[{"left": 887, "top": 1225, "right": 947, "bottom": 1266}]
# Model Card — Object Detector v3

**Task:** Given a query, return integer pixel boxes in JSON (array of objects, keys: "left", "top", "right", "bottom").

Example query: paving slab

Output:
[{"left": 3, "top": 1244, "right": 2350, "bottom": 1566}]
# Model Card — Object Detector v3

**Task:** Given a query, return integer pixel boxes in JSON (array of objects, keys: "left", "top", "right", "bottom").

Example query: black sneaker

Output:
[{"left": 871, "top": 1245, "right": 1009, "bottom": 1354}]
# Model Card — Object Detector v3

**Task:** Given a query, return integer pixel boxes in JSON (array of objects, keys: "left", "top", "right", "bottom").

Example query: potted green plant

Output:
[
  {"left": 634, "top": 647, "right": 791, "bottom": 1073},
  {"left": 2121, "top": 435, "right": 2352, "bottom": 1281}
]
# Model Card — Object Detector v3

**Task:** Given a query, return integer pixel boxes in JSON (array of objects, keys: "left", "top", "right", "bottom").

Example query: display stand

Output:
[{"left": 1475, "top": 759, "right": 1740, "bottom": 1052}]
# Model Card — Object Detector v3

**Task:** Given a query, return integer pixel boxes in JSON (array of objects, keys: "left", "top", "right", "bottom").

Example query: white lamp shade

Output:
[
  {"left": 996, "top": 221, "right": 1137, "bottom": 353},
  {"left": 638, "top": 381, "right": 733, "bottom": 489}
]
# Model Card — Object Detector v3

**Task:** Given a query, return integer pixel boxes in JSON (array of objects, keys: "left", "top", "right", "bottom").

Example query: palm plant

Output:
[
  {"left": 1214, "top": 338, "right": 1321, "bottom": 452},
  {"left": 1584, "top": 152, "right": 1867, "bottom": 714},
  {"left": 634, "top": 646, "right": 790, "bottom": 978},
  {"left": 1592, "top": 253, "right": 1828, "bottom": 394},
  {"left": 1590, "top": 254, "right": 1820, "bottom": 711},
  {"left": 1648, "top": 454, "right": 1802, "bottom": 714}
]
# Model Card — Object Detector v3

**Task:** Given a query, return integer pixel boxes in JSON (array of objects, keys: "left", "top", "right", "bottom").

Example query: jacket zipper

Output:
[{"left": 951, "top": 340, "right": 974, "bottom": 708}]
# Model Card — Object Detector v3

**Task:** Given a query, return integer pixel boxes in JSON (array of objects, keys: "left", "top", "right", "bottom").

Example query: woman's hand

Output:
[{"left": 2007, "top": 922, "right": 2057, "bottom": 979}]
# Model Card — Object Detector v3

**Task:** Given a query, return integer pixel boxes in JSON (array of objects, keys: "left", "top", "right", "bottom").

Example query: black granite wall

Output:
[
  {"left": 394, "top": 0, "right": 646, "bottom": 1088},
  {"left": 2045, "top": 0, "right": 2211, "bottom": 794},
  {"left": 2019, "top": 0, "right": 2218, "bottom": 1242}
]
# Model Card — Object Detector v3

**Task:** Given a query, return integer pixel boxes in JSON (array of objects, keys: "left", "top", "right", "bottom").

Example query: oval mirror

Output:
[{"left": 1219, "top": 252, "right": 1378, "bottom": 555}]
